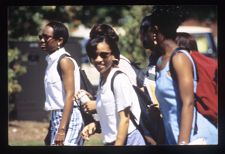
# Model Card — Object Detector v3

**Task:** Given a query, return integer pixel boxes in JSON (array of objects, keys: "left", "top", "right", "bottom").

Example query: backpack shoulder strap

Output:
[
  {"left": 57, "top": 54, "right": 71, "bottom": 81},
  {"left": 110, "top": 70, "right": 142, "bottom": 129},
  {"left": 110, "top": 70, "right": 147, "bottom": 142},
  {"left": 169, "top": 48, "right": 198, "bottom": 82},
  {"left": 110, "top": 70, "right": 123, "bottom": 94}
]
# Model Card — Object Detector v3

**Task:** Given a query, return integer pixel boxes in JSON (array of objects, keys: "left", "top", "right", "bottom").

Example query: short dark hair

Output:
[
  {"left": 46, "top": 21, "right": 69, "bottom": 46},
  {"left": 140, "top": 5, "right": 187, "bottom": 40},
  {"left": 86, "top": 24, "right": 120, "bottom": 61},
  {"left": 176, "top": 32, "right": 198, "bottom": 51}
]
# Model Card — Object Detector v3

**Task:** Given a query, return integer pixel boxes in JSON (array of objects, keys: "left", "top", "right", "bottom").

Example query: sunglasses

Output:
[
  {"left": 38, "top": 34, "right": 53, "bottom": 42},
  {"left": 90, "top": 52, "right": 111, "bottom": 60}
]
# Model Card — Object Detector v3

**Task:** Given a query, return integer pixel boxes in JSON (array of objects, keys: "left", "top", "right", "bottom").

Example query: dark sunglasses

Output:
[
  {"left": 38, "top": 34, "right": 53, "bottom": 42},
  {"left": 90, "top": 52, "right": 111, "bottom": 60}
]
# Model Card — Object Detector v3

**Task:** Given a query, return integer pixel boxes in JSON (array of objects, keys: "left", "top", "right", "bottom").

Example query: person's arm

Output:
[
  {"left": 114, "top": 107, "right": 130, "bottom": 146},
  {"left": 54, "top": 57, "right": 75, "bottom": 146},
  {"left": 172, "top": 52, "right": 195, "bottom": 145},
  {"left": 82, "top": 101, "right": 97, "bottom": 113},
  {"left": 81, "top": 122, "right": 97, "bottom": 140},
  {"left": 74, "top": 90, "right": 97, "bottom": 113}
]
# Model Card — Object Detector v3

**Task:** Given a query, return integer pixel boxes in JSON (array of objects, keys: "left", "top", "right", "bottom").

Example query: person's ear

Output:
[
  {"left": 113, "top": 59, "right": 119, "bottom": 65},
  {"left": 153, "top": 25, "right": 159, "bottom": 33},
  {"left": 111, "top": 55, "right": 119, "bottom": 65},
  {"left": 57, "top": 37, "right": 64, "bottom": 47}
]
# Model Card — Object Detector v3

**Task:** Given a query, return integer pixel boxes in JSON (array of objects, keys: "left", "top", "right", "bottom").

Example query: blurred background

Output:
[{"left": 8, "top": 5, "right": 217, "bottom": 146}]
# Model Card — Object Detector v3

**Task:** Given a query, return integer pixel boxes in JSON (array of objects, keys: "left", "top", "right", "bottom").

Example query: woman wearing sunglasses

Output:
[
  {"left": 39, "top": 21, "right": 84, "bottom": 146},
  {"left": 80, "top": 24, "right": 145, "bottom": 146}
]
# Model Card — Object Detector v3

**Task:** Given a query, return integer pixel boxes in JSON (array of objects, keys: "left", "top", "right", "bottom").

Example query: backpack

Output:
[
  {"left": 170, "top": 48, "right": 218, "bottom": 127},
  {"left": 111, "top": 70, "right": 166, "bottom": 145},
  {"left": 120, "top": 56, "right": 145, "bottom": 88},
  {"left": 57, "top": 54, "right": 96, "bottom": 125}
]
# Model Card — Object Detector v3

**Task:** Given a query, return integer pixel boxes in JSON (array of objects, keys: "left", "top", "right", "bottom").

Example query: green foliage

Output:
[
  {"left": 8, "top": 5, "right": 217, "bottom": 92},
  {"left": 8, "top": 6, "right": 43, "bottom": 41},
  {"left": 119, "top": 5, "right": 153, "bottom": 68},
  {"left": 7, "top": 5, "right": 153, "bottom": 98},
  {"left": 8, "top": 6, "right": 130, "bottom": 41},
  {"left": 8, "top": 48, "right": 27, "bottom": 95},
  {"left": 74, "top": 5, "right": 131, "bottom": 28}
]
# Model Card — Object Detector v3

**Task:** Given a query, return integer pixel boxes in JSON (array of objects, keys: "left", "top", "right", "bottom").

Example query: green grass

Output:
[
  {"left": 84, "top": 134, "right": 104, "bottom": 146},
  {"left": 9, "top": 134, "right": 103, "bottom": 146},
  {"left": 9, "top": 141, "right": 45, "bottom": 146}
]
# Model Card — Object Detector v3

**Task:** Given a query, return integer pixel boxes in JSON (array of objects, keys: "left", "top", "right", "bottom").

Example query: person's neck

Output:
[
  {"left": 100, "top": 67, "right": 113, "bottom": 86},
  {"left": 163, "top": 39, "right": 178, "bottom": 57},
  {"left": 48, "top": 47, "right": 61, "bottom": 55}
]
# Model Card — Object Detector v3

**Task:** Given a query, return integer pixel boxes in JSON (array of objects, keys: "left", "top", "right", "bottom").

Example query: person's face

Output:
[
  {"left": 140, "top": 27, "right": 162, "bottom": 54},
  {"left": 90, "top": 41, "right": 113, "bottom": 77},
  {"left": 39, "top": 25, "right": 59, "bottom": 54},
  {"left": 140, "top": 27, "right": 156, "bottom": 50}
]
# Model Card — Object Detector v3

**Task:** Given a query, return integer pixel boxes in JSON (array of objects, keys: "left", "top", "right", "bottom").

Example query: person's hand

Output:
[
  {"left": 82, "top": 101, "right": 97, "bottom": 113},
  {"left": 81, "top": 122, "right": 96, "bottom": 140},
  {"left": 54, "top": 130, "right": 65, "bottom": 146},
  {"left": 74, "top": 89, "right": 94, "bottom": 102}
]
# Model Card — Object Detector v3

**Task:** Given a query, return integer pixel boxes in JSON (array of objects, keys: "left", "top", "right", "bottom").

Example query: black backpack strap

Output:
[
  {"left": 169, "top": 47, "right": 198, "bottom": 81},
  {"left": 110, "top": 70, "right": 123, "bottom": 94},
  {"left": 169, "top": 47, "right": 184, "bottom": 81},
  {"left": 57, "top": 54, "right": 71, "bottom": 81},
  {"left": 111, "top": 71, "right": 138, "bottom": 123},
  {"left": 110, "top": 70, "right": 146, "bottom": 143}
]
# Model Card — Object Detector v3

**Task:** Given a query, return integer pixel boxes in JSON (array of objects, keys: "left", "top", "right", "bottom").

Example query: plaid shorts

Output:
[{"left": 50, "top": 107, "right": 84, "bottom": 145}]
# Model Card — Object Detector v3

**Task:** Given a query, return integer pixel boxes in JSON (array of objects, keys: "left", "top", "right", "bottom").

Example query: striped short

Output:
[{"left": 50, "top": 107, "right": 84, "bottom": 146}]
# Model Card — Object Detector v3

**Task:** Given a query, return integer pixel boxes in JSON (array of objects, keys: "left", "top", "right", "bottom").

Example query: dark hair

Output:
[
  {"left": 86, "top": 24, "right": 120, "bottom": 61},
  {"left": 140, "top": 5, "right": 187, "bottom": 40},
  {"left": 46, "top": 21, "right": 69, "bottom": 46},
  {"left": 176, "top": 32, "right": 198, "bottom": 51}
]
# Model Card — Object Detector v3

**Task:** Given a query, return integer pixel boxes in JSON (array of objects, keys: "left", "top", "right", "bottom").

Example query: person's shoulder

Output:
[
  {"left": 113, "top": 71, "right": 130, "bottom": 84},
  {"left": 59, "top": 56, "right": 76, "bottom": 71},
  {"left": 173, "top": 50, "right": 190, "bottom": 61},
  {"left": 172, "top": 51, "right": 193, "bottom": 71}
]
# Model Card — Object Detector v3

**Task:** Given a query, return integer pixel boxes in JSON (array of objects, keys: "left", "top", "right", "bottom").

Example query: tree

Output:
[
  {"left": 8, "top": 48, "right": 27, "bottom": 95},
  {"left": 8, "top": 47, "right": 27, "bottom": 118},
  {"left": 73, "top": 5, "right": 131, "bottom": 28},
  {"left": 119, "top": 5, "right": 153, "bottom": 68}
]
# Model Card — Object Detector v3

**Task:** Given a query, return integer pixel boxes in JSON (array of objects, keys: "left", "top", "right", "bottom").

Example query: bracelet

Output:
[
  {"left": 57, "top": 132, "right": 65, "bottom": 136},
  {"left": 179, "top": 141, "right": 187, "bottom": 145},
  {"left": 58, "top": 128, "right": 65, "bottom": 131}
]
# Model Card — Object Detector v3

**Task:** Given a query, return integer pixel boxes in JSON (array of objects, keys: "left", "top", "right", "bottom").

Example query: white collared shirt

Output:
[{"left": 44, "top": 48, "right": 80, "bottom": 110}]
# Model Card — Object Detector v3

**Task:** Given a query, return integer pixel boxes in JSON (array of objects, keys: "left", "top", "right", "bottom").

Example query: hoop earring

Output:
[{"left": 153, "top": 33, "right": 157, "bottom": 45}]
